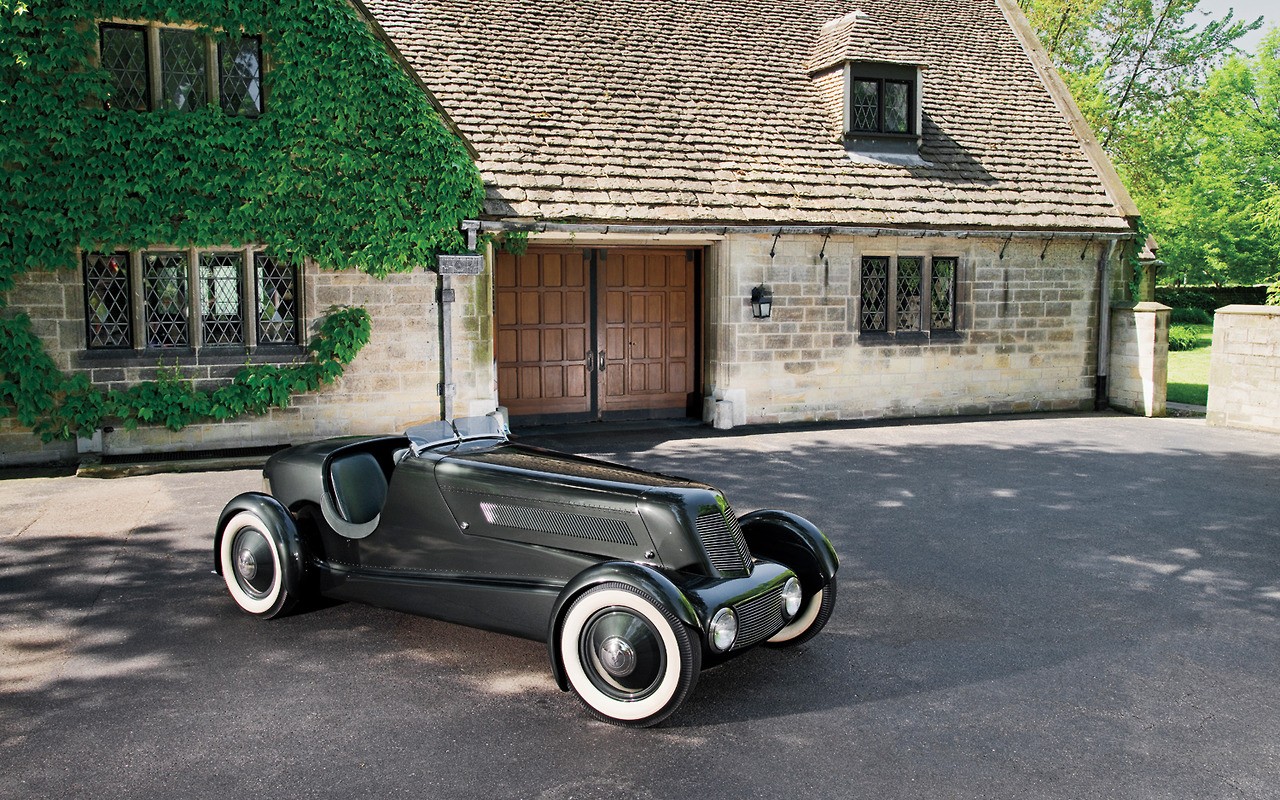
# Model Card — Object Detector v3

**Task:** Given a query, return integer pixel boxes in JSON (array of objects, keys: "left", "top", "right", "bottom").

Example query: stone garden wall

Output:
[{"left": 1207, "top": 305, "right": 1280, "bottom": 434}]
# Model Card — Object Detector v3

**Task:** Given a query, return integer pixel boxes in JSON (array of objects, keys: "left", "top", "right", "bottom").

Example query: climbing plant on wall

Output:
[{"left": 0, "top": 0, "right": 483, "bottom": 440}]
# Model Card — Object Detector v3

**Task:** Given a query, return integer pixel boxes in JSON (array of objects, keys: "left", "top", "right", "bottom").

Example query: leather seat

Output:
[{"left": 329, "top": 452, "right": 388, "bottom": 525}]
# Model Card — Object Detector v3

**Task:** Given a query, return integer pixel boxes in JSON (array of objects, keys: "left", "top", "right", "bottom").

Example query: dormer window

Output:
[
  {"left": 850, "top": 75, "right": 913, "bottom": 135},
  {"left": 808, "top": 11, "right": 925, "bottom": 158},
  {"left": 841, "top": 62, "right": 921, "bottom": 151}
]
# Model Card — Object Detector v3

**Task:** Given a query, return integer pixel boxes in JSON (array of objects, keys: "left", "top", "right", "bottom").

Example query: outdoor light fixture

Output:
[{"left": 750, "top": 284, "right": 773, "bottom": 319}]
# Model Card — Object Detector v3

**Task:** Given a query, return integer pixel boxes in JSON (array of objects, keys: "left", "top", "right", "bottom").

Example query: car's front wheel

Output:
[
  {"left": 559, "top": 582, "right": 700, "bottom": 727},
  {"left": 218, "top": 510, "right": 300, "bottom": 619},
  {"left": 765, "top": 576, "right": 836, "bottom": 647}
]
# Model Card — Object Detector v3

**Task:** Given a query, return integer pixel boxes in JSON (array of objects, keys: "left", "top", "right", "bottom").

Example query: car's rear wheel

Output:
[
  {"left": 219, "top": 510, "right": 300, "bottom": 619},
  {"left": 765, "top": 576, "right": 837, "bottom": 647},
  {"left": 559, "top": 583, "right": 700, "bottom": 727}
]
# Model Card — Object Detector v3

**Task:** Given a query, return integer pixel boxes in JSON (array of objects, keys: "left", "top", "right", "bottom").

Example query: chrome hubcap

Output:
[
  {"left": 236, "top": 547, "right": 258, "bottom": 581},
  {"left": 598, "top": 636, "right": 637, "bottom": 677}
]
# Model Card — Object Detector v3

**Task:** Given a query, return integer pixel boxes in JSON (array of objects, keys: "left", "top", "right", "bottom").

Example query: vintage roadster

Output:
[{"left": 215, "top": 415, "right": 838, "bottom": 726}]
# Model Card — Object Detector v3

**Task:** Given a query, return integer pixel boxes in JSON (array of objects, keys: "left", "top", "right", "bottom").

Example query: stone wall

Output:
[
  {"left": 1107, "top": 302, "right": 1170, "bottom": 417},
  {"left": 704, "top": 232, "right": 1111, "bottom": 425},
  {"left": 1, "top": 260, "right": 497, "bottom": 465},
  {"left": 1207, "top": 305, "right": 1280, "bottom": 434}
]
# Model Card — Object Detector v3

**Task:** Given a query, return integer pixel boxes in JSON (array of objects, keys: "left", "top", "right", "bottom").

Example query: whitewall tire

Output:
[
  {"left": 219, "top": 511, "right": 296, "bottom": 619},
  {"left": 559, "top": 583, "right": 700, "bottom": 727},
  {"left": 765, "top": 577, "right": 836, "bottom": 647}
]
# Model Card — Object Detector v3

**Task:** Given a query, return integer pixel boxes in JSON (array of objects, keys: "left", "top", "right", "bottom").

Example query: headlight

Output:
[
  {"left": 709, "top": 607, "right": 738, "bottom": 652},
  {"left": 781, "top": 577, "right": 803, "bottom": 619}
]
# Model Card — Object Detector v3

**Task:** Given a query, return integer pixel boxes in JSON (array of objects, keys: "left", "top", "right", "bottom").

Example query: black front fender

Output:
[
  {"left": 214, "top": 492, "right": 306, "bottom": 592},
  {"left": 546, "top": 562, "right": 702, "bottom": 691},
  {"left": 739, "top": 509, "right": 839, "bottom": 594}
]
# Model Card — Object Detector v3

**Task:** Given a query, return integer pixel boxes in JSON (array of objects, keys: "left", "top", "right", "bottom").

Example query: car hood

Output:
[{"left": 438, "top": 442, "right": 706, "bottom": 497}]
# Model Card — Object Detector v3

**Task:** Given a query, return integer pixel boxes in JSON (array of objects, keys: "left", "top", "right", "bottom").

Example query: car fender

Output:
[
  {"left": 739, "top": 509, "right": 839, "bottom": 593},
  {"left": 214, "top": 492, "right": 306, "bottom": 592},
  {"left": 546, "top": 562, "right": 702, "bottom": 691}
]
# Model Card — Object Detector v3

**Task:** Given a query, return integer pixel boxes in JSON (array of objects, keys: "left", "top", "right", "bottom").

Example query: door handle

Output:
[
  {"left": 598, "top": 349, "right": 606, "bottom": 372},
  {"left": 586, "top": 350, "right": 596, "bottom": 372}
]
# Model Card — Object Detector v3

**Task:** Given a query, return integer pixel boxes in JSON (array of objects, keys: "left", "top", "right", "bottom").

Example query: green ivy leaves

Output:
[
  {"left": 0, "top": 306, "right": 371, "bottom": 441},
  {"left": 1, "top": 0, "right": 481, "bottom": 441}
]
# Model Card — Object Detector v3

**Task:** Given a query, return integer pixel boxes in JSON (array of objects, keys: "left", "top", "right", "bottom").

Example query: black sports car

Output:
[{"left": 215, "top": 415, "right": 838, "bottom": 726}]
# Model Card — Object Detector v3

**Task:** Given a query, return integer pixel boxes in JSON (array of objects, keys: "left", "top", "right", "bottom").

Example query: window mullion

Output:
[
  {"left": 877, "top": 78, "right": 885, "bottom": 134},
  {"left": 146, "top": 25, "right": 161, "bottom": 111},
  {"left": 244, "top": 246, "right": 257, "bottom": 351},
  {"left": 887, "top": 256, "right": 898, "bottom": 334},
  {"left": 189, "top": 247, "right": 202, "bottom": 349},
  {"left": 921, "top": 258, "right": 933, "bottom": 332},
  {"left": 206, "top": 35, "right": 220, "bottom": 109},
  {"left": 128, "top": 250, "right": 143, "bottom": 350}
]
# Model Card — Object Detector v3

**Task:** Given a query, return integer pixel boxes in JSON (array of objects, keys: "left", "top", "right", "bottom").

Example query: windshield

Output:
[{"left": 406, "top": 414, "right": 507, "bottom": 453}]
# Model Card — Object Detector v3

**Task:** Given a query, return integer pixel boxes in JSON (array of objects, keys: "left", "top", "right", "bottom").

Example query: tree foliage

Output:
[
  {"left": 1143, "top": 33, "right": 1280, "bottom": 285},
  {"left": 1019, "top": 0, "right": 1276, "bottom": 285}
]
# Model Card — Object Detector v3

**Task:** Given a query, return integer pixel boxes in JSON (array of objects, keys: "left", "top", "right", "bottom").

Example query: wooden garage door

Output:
[{"left": 495, "top": 248, "right": 697, "bottom": 420}]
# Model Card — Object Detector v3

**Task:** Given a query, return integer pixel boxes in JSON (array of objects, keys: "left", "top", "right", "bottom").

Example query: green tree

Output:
[
  {"left": 1146, "top": 33, "right": 1280, "bottom": 285},
  {"left": 1019, "top": 0, "right": 1266, "bottom": 285}
]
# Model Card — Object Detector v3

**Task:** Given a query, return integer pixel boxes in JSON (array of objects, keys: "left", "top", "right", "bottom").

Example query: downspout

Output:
[
  {"left": 1095, "top": 239, "right": 1117, "bottom": 410},
  {"left": 438, "top": 221, "right": 481, "bottom": 421},
  {"left": 439, "top": 272, "right": 455, "bottom": 421}
]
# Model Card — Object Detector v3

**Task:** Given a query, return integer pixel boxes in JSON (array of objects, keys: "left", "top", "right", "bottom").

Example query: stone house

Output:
[
  {"left": 0, "top": 0, "right": 1139, "bottom": 464},
  {"left": 363, "top": 0, "right": 1139, "bottom": 427}
]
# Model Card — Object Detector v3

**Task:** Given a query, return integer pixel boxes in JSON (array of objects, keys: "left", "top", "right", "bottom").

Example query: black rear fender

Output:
[{"left": 214, "top": 493, "right": 306, "bottom": 592}]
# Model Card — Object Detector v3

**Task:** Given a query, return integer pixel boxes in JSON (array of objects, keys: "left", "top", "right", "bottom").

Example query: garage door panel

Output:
[{"left": 498, "top": 248, "right": 697, "bottom": 418}]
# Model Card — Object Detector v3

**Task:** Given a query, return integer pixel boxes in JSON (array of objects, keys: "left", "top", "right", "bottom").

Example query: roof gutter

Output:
[{"left": 474, "top": 220, "right": 1134, "bottom": 241}]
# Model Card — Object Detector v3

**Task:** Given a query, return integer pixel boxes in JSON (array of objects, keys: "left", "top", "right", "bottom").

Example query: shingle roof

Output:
[
  {"left": 358, "top": 0, "right": 1134, "bottom": 232},
  {"left": 806, "top": 9, "right": 926, "bottom": 73}
]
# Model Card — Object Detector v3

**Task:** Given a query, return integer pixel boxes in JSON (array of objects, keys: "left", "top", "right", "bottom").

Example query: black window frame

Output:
[
  {"left": 83, "top": 251, "right": 135, "bottom": 350},
  {"left": 859, "top": 254, "right": 959, "bottom": 337},
  {"left": 217, "top": 35, "right": 265, "bottom": 117},
  {"left": 848, "top": 76, "right": 915, "bottom": 136},
  {"left": 98, "top": 21, "right": 265, "bottom": 116},
  {"left": 99, "top": 22, "right": 151, "bottom": 112},
  {"left": 81, "top": 246, "right": 300, "bottom": 352}
]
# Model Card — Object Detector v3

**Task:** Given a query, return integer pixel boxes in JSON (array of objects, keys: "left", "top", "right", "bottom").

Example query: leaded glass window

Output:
[
  {"left": 200, "top": 252, "right": 243, "bottom": 346},
  {"left": 860, "top": 255, "right": 958, "bottom": 337},
  {"left": 101, "top": 24, "right": 149, "bottom": 111},
  {"left": 144, "top": 252, "right": 190, "bottom": 348},
  {"left": 84, "top": 252, "right": 133, "bottom": 349},
  {"left": 159, "top": 28, "right": 207, "bottom": 111},
  {"left": 896, "top": 257, "right": 922, "bottom": 332},
  {"left": 219, "top": 36, "right": 263, "bottom": 116},
  {"left": 852, "top": 79, "right": 879, "bottom": 133},
  {"left": 256, "top": 253, "right": 298, "bottom": 345},
  {"left": 99, "top": 23, "right": 266, "bottom": 117},
  {"left": 931, "top": 257, "right": 957, "bottom": 331},
  {"left": 884, "top": 81, "right": 910, "bottom": 134},
  {"left": 847, "top": 73, "right": 916, "bottom": 136},
  {"left": 860, "top": 256, "right": 889, "bottom": 332}
]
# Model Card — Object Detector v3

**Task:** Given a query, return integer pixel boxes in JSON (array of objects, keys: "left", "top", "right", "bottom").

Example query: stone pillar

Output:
[
  {"left": 1108, "top": 302, "right": 1171, "bottom": 417},
  {"left": 1207, "top": 305, "right": 1280, "bottom": 433}
]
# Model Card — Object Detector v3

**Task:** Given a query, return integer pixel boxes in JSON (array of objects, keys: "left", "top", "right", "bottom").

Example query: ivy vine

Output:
[
  {"left": 1, "top": 305, "right": 370, "bottom": 441},
  {"left": 0, "top": 0, "right": 483, "bottom": 441}
]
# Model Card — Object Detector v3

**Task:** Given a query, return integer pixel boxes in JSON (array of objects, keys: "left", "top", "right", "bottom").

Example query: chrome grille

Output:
[
  {"left": 480, "top": 502, "right": 637, "bottom": 546},
  {"left": 733, "top": 586, "right": 786, "bottom": 649},
  {"left": 695, "top": 505, "right": 752, "bottom": 575}
]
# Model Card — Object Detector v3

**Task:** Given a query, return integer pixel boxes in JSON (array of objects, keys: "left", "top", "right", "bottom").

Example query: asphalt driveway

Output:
[{"left": 2, "top": 413, "right": 1278, "bottom": 799}]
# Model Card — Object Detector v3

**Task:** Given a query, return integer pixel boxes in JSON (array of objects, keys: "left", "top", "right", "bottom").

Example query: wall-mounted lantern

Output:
[{"left": 750, "top": 285, "right": 773, "bottom": 319}]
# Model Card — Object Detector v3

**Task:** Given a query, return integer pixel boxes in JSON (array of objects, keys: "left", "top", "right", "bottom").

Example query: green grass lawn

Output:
[{"left": 1167, "top": 323, "right": 1213, "bottom": 406}]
